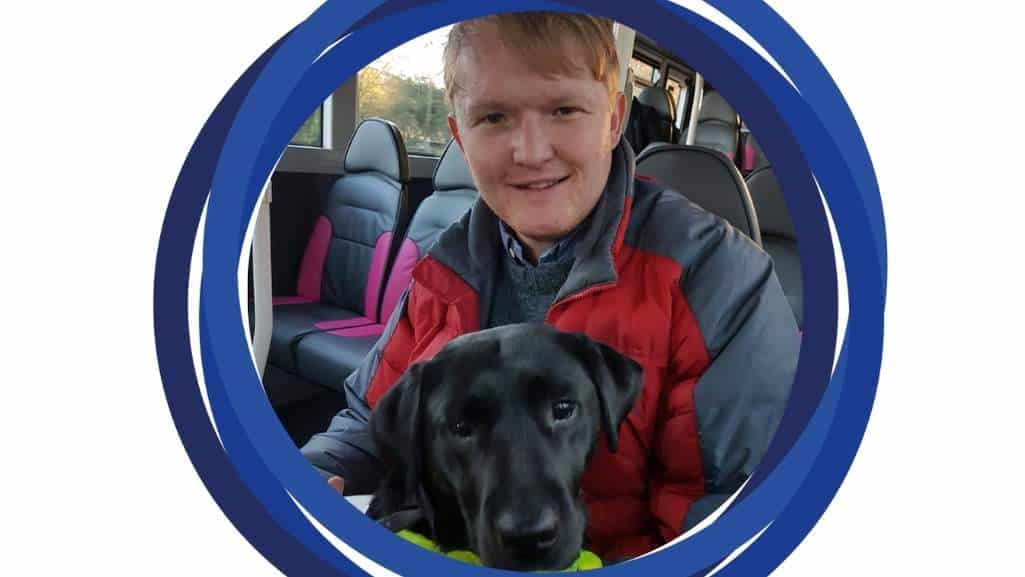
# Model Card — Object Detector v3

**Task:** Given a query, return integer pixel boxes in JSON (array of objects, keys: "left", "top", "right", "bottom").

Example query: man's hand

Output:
[{"left": 328, "top": 476, "right": 345, "bottom": 495}]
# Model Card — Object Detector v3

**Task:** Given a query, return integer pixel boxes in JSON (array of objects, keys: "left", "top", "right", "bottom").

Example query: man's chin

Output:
[
  {"left": 520, "top": 228, "right": 569, "bottom": 243},
  {"left": 509, "top": 219, "right": 581, "bottom": 243}
]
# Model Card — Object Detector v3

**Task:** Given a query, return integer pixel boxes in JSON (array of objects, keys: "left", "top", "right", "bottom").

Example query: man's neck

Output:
[{"left": 498, "top": 210, "right": 598, "bottom": 268}]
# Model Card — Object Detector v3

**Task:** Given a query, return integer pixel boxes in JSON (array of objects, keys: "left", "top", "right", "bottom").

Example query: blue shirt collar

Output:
[{"left": 498, "top": 211, "right": 594, "bottom": 267}]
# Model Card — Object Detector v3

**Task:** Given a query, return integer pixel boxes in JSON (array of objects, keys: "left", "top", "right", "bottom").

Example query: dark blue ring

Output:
[{"left": 154, "top": 1, "right": 885, "bottom": 575}]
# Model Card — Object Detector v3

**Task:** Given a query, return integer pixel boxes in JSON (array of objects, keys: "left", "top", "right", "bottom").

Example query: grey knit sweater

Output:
[{"left": 487, "top": 253, "right": 576, "bottom": 327}]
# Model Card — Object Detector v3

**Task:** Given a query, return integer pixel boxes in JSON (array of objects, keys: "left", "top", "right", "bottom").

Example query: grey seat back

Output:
[
  {"left": 636, "top": 85, "right": 676, "bottom": 146},
  {"left": 624, "top": 85, "right": 676, "bottom": 154},
  {"left": 374, "top": 139, "right": 479, "bottom": 324},
  {"left": 746, "top": 165, "right": 802, "bottom": 327},
  {"left": 742, "top": 133, "right": 771, "bottom": 174},
  {"left": 686, "top": 91, "right": 740, "bottom": 160},
  {"left": 636, "top": 143, "right": 761, "bottom": 245},
  {"left": 319, "top": 118, "right": 409, "bottom": 318}
]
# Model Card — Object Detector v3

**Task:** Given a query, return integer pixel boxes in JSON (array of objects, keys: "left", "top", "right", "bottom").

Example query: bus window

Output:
[
  {"left": 665, "top": 77, "right": 682, "bottom": 123},
  {"left": 290, "top": 97, "right": 331, "bottom": 149},
  {"left": 666, "top": 68, "right": 690, "bottom": 129},
  {"left": 628, "top": 54, "right": 658, "bottom": 94},
  {"left": 357, "top": 26, "right": 452, "bottom": 157}
]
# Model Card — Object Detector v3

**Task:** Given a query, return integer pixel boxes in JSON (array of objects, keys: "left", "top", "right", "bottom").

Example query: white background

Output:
[{"left": 2, "top": 1, "right": 1022, "bottom": 575}]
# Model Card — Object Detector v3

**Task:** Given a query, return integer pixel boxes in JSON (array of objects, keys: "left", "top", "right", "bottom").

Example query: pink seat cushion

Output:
[
  {"left": 314, "top": 317, "right": 376, "bottom": 331},
  {"left": 378, "top": 239, "right": 420, "bottom": 322},
  {"left": 326, "top": 323, "right": 386, "bottom": 338},
  {"left": 294, "top": 216, "right": 332, "bottom": 302}
]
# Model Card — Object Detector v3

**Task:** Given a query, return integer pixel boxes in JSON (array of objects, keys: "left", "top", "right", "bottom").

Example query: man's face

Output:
[{"left": 447, "top": 29, "right": 626, "bottom": 255}]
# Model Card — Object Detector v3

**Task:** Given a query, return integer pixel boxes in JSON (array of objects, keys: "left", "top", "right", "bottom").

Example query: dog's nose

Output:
[{"left": 494, "top": 508, "right": 559, "bottom": 552}]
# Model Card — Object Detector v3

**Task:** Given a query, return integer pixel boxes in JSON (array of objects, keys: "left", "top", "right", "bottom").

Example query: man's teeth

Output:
[{"left": 524, "top": 179, "right": 561, "bottom": 189}]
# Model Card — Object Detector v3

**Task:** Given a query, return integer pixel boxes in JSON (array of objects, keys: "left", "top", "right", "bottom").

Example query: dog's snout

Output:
[{"left": 494, "top": 508, "right": 559, "bottom": 552}]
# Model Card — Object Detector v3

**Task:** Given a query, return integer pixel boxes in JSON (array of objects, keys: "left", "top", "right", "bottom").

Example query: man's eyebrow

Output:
[
  {"left": 547, "top": 94, "right": 592, "bottom": 107},
  {"left": 464, "top": 93, "right": 593, "bottom": 116},
  {"left": 463, "top": 100, "right": 507, "bottom": 116}
]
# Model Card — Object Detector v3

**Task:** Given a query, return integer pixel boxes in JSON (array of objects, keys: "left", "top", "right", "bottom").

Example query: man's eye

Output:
[
  {"left": 449, "top": 420, "right": 473, "bottom": 438},
  {"left": 482, "top": 113, "right": 505, "bottom": 125},
  {"left": 554, "top": 107, "right": 579, "bottom": 117},
  {"left": 553, "top": 400, "right": 577, "bottom": 421}
]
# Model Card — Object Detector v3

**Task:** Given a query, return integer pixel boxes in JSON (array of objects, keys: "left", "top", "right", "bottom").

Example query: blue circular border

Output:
[{"left": 153, "top": 1, "right": 885, "bottom": 576}]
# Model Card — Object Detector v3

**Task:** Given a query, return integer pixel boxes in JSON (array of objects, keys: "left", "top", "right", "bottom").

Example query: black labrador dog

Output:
[{"left": 367, "top": 323, "right": 642, "bottom": 570}]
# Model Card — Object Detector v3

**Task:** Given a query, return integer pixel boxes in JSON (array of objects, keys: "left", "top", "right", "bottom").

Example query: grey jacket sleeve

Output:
[
  {"left": 679, "top": 225, "right": 801, "bottom": 531},
  {"left": 299, "top": 291, "right": 410, "bottom": 495}
]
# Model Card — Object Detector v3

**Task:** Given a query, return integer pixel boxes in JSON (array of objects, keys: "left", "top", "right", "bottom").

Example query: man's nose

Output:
[{"left": 511, "top": 115, "right": 555, "bottom": 167}]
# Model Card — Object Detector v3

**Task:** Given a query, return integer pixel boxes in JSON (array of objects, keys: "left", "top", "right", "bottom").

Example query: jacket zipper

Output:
[{"left": 544, "top": 281, "right": 616, "bottom": 324}]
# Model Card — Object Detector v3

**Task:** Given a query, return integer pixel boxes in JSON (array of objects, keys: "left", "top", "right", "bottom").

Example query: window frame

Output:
[
  {"left": 628, "top": 51, "right": 660, "bottom": 94},
  {"left": 277, "top": 78, "right": 357, "bottom": 175},
  {"left": 665, "top": 65, "right": 693, "bottom": 129},
  {"left": 632, "top": 37, "right": 697, "bottom": 129},
  {"left": 287, "top": 94, "right": 334, "bottom": 150}
]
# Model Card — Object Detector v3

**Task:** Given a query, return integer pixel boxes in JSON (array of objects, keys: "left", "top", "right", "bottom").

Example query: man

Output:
[{"left": 302, "top": 12, "right": 799, "bottom": 560}]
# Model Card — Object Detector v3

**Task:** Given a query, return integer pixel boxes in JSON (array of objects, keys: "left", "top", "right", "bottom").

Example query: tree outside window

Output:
[
  {"left": 290, "top": 108, "right": 323, "bottom": 148},
  {"left": 358, "top": 26, "right": 452, "bottom": 157}
]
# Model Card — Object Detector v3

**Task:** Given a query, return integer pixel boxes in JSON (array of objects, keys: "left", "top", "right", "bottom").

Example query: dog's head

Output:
[{"left": 369, "top": 323, "right": 642, "bottom": 570}]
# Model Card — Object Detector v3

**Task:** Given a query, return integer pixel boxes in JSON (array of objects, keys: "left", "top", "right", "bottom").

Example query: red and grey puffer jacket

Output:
[{"left": 303, "top": 141, "right": 800, "bottom": 560}]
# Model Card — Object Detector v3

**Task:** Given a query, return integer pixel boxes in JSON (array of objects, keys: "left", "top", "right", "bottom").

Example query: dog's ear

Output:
[
  {"left": 564, "top": 333, "right": 643, "bottom": 452},
  {"left": 371, "top": 362, "right": 431, "bottom": 504}
]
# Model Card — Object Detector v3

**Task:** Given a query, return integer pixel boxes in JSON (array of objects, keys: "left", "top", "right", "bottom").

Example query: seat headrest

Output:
[
  {"left": 433, "top": 139, "right": 476, "bottom": 192},
  {"left": 343, "top": 118, "right": 409, "bottom": 182},
  {"left": 637, "top": 85, "right": 674, "bottom": 122},
  {"left": 698, "top": 91, "right": 737, "bottom": 124},
  {"left": 636, "top": 143, "right": 761, "bottom": 245}
]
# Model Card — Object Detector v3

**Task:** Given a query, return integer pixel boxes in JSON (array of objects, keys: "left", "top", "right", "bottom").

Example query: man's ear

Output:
[
  {"left": 371, "top": 362, "right": 431, "bottom": 500},
  {"left": 563, "top": 332, "right": 642, "bottom": 452},
  {"left": 447, "top": 114, "right": 464, "bottom": 151},
  {"left": 609, "top": 90, "right": 627, "bottom": 146}
]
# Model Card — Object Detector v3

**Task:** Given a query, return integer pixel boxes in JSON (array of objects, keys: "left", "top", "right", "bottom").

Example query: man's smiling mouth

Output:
[{"left": 510, "top": 175, "right": 571, "bottom": 191}]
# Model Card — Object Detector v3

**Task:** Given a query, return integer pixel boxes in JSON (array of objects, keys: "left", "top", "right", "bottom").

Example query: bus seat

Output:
[
  {"left": 683, "top": 91, "right": 740, "bottom": 161},
  {"left": 636, "top": 143, "right": 762, "bottom": 246},
  {"left": 624, "top": 85, "right": 676, "bottom": 154},
  {"left": 268, "top": 118, "right": 410, "bottom": 373},
  {"left": 741, "top": 133, "right": 771, "bottom": 174},
  {"left": 746, "top": 163, "right": 802, "bottom": 327},
  {"left": 294, "top": 139, "right": 479, "bottom": 391}
]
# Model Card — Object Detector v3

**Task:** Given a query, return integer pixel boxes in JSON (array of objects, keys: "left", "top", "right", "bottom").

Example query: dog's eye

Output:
[
  {"left": 553, "top": 400, "right": 576, "bottom": 421},
  {"left": 449, "top": 420, "right": 473, "bottom": 438}
]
